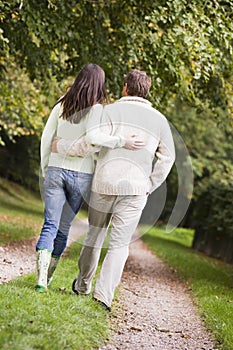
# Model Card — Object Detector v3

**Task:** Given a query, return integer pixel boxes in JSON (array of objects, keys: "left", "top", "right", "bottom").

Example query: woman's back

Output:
[{"left": 42, "top": 102, "right": 103, "bottom": 175}]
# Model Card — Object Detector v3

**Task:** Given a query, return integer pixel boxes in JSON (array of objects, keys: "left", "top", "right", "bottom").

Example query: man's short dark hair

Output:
[{"left": 124, "top": 70, "right": 151, "bottom": 98}]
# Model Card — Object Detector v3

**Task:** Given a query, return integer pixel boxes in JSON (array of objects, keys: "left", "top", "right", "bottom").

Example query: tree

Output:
[
  {"left": 1, "top": 0, "right": 233, "bottom": 107},
  {"left": 0, "top": 0, "right": 233, "bottom": 258},
  {"left": 166, "top": 99, "right": 233, "bottom": 262}
]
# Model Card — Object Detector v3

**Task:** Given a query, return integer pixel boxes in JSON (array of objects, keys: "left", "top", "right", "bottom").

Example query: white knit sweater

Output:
[
  {"left": 57, "top": 96, "right": 175, "bottom": 195},
  {"left": 40, "top": 102, "right": 125, "bottom": 177}
]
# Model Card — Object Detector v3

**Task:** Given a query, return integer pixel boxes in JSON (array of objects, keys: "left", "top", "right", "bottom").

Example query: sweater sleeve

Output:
[
  {"left": 56, "top": 104, "right": 125, "bottom": 157},
  {"left": 85, "top": 104, "right": 126, "bottom": 148},
  {"left": 149, "top": 120, "right": 175, "bottom": 194},
  {"left": 57, "top": 136, "right": 100, "bottom": 157},
  {"left": 40, "top": 103, "right": 61, "bottom": 177}
]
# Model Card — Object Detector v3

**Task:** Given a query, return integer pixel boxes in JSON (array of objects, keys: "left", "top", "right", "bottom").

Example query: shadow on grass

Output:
[
  {"left": 6, "top": 275, "right": 35, "bottom": 290},
  {"left": 0, "top": 183, "right": 22, "bottom": 199},
  {"left": 0, "top": 181, "right": 40, "bottom": 200},
  {"left": 0, "top": 199, "right": 43, "bottom": 218}
]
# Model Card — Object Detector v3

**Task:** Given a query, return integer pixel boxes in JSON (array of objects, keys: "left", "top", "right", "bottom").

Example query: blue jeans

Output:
[{"left": 36, "top": 167, "right": 93, "bottom": 257}]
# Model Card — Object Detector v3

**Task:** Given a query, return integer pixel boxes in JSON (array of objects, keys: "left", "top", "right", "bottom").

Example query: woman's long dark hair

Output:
[{"left": 57, "top": 63, "right": 107, "bottom": 123}]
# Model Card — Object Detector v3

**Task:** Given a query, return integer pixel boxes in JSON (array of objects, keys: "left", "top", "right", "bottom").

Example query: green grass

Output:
[
  {"left": 142, "top": 227, "right": 233, "bottom": 350},
  {"left": 0, "top": 242, "right": 110, "bottom": 350},
  {"left": 0, "top": 177, "right": 110, "bottom": 349},
  {"left": 0, "top": 177, "right": 44, "bottom": 244},
  {"left": 0, "top": 177, "right": 87, "bottom": 244},
  {"left": 0, "top": 177, "right": 43, "bottom": 218}
]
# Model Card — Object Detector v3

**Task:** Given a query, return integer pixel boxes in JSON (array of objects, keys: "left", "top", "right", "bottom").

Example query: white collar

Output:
[{"left": 118, "top": 96, "right": 151, "bottom": 106}]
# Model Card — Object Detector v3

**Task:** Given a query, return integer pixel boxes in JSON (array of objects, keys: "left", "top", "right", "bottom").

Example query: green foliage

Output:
[
  {"left": 0, "top": 58, "right": 49, "bottom": 145},
  {"left": 0, "top": 243, "right": 109, "bottom": 350},
  {"left": 167, "top": 100, "right": 232, "bottom": 197},
  {"left": 1, "top": 0, "right": 233, "bottom": 109},
  {"left": 192, "top": 175, "right": 233, "bottom": 263},
  {"left": 165, "top": 99, "right": 233, "bottom": 261},
  {"left": 0, "top": 0, "right": 232, "bottom": 248},
  {"left": 0, "top": 134, "right": 41, "bottom": 190},
  {"left": 142, "top": 227, "right": 233, "bottom": 350},
  {"left": 1, "top": 0, "right": 232, "bottom": 182}
]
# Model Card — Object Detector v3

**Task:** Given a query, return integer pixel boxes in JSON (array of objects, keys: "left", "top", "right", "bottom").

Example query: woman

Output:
[{"left": 36, "top": 63, "right": 128, "bottom": 292}]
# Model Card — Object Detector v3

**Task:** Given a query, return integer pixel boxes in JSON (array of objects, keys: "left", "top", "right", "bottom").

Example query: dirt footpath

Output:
[
  {"left": 101, "top": 240, "right": 217, "bottom": 350},
  {"left": 0, "top": 218, "right": 88, "bottom": 283},
  {"left": 0, "top": 221, "right": 217, "bottom": 349}
]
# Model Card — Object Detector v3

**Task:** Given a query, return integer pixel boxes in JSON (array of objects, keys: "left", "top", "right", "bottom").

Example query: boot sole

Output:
[
  {"left": 72, "top": 279, "right": 79, "bottom": 295},
  {"left": 35, "top": 285, "right": 47, "bottom": 293}
]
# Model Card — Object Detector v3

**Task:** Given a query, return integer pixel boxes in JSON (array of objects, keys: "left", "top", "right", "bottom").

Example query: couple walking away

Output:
[{"left": 35, "top": 63, "right": 175, "bottom": 311}]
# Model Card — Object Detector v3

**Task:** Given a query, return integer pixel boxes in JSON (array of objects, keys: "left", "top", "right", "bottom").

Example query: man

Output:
[{"left": 53, "top": 70, "right": 175, "bottom": 311}]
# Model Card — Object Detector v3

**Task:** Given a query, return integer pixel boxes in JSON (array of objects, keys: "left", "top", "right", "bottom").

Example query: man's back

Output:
[{"left": 92, "top": 96, "right": 175, "bottom": 195}]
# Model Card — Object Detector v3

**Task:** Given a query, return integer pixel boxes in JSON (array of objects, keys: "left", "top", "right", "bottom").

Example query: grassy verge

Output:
[
  {"left": 142, "top": 227, "right": 233, "bottom": 350},
  {"left": 0, "top": 177, "right": 86, "bottom": 245},
  {"left": 0, "top": 177, "right": 44, "bottom": 244},
  {"left": 0, "top": 177, "right": 110, "bottom": 348},
  {"left": 0, "top": 242, "right": 110, "bottom": 350}
]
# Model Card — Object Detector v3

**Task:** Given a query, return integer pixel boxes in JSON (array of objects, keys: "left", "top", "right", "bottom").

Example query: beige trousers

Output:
[{"left": 75, "top": 191, "right": 147, "bottom": 307}]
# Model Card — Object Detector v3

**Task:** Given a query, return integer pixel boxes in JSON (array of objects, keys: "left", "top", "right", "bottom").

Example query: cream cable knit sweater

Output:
[
  {"left": 57, "top": 96, "right": 175, "bottom": 195},
  {"left": 40, "top": 103, "right": 125, "bottom": 177}
]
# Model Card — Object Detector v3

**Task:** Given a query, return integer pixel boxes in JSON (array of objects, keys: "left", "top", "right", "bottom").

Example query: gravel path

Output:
[
  {"left": 0, "top": 222, "right": 217, "bottom": 349},
  {"left": 0, "top": 218, "right": 88, "bottom": 284},
  {"left": 101, "top": 240, "right": 217, "bottom": 350}
]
